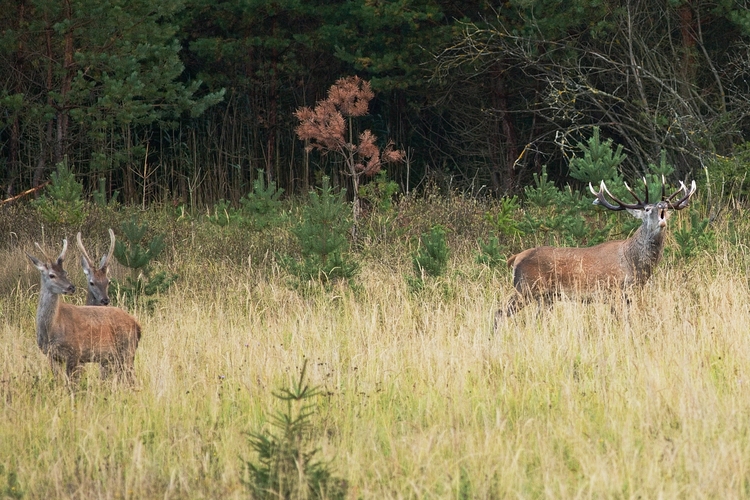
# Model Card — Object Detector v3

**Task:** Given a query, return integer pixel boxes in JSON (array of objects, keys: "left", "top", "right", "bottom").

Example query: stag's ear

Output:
[
  {"left": 27, "top": 253, "right": 46, "bottom": 271},
  {"left": 625, "top": 208, "right": 646, "bottom": 219},
  {"left": 81, "top": 256, "right": 92, "bottom": 276}
]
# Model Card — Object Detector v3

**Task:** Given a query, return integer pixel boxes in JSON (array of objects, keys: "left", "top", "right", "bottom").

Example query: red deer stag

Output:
[
  {"left": 27, "top": 239, "right": 141, "bottom": 382},
  {"left": 77, "top": 229, "right": 115, "bottom": 306},
  {"left": 496, "top": 177, "right": 696, "bottom": 323}
]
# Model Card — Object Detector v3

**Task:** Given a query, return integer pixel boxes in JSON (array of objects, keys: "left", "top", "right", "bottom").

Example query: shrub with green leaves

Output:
[
  {"left": 241, "top": 361, "right": 347, "bottom": 500},
  {"left": 111, "top": 217, "right": 176, "bottom": 308},
  {"left": 33, "top": 157, "right": 86, "bottom": 226},
  {"left": 281, "top": 177, "right": 358, "bottom": 282}
]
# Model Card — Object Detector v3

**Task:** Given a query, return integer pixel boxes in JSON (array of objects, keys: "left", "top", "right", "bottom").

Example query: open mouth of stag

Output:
[{"left": 658, "top": 208, "right": 668, "bottom": 227}]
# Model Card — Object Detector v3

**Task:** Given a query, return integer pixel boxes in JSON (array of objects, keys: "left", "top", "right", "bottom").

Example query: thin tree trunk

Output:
[
  {"left": 55, "top": 0, "right": 75, "bottom": 164},
  {"left": 677, "top": 2, "right": 697, "bottom": 102},
  {"left": 491, "top": 63, "right": 518, "bottom": 194}
]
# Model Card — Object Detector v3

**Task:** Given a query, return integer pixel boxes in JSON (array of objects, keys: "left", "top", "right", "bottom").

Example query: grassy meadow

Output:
[{"left": 2, "top": 195, "right": 750, "bottom": 499}]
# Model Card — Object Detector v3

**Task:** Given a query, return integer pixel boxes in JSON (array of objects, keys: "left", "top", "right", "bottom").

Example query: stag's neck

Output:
[
  {"left": 36, "top": 288, "right": 61, "bottom": 352},
  {"left": 623, "top": 225, "right": 666, "bottom": 285}
]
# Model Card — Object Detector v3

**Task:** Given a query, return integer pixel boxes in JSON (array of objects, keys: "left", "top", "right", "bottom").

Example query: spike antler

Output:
[
  {"left": 34, "top": 242, "right": 52, "bottom": 262},
  {"left": 77, "top": 232, "right": 95, "bottom": 267},
  {"left": 101, "top": 228, "right": 115, "bottom": 269},
  {"left": 56, "top": 239, "right": 68, "bottom": 264}
]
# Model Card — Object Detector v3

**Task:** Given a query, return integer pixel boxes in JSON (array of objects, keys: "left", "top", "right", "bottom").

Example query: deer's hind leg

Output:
[{"left": 494, "top": 293, "right": 533, "bottom": 331}]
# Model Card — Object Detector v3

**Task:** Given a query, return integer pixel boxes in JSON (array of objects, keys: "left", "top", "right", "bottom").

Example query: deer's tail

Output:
[{"left": 507, "top": 253, "right": 518, "bottom": 268}]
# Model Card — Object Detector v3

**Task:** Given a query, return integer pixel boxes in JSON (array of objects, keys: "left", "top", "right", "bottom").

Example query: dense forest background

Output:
[{"left": 2, "top": 0, "right": 750, "bottom": 206}]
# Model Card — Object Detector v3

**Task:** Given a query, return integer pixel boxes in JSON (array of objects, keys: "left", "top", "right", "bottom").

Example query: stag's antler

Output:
[
  {"left": 591, "top": 177, "right": 696, "bottom": 211},
  {"left": 34, "top": 239, "right": 68, "bottom": 264},
  {"left": 589, "top": 179, "right": 648, "bottom": 211},
  {"left": 664, "top": 180, "right": 697, "bottom": 210}
]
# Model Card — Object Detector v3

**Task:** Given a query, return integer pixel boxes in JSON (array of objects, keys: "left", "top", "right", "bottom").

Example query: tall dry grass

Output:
[{"left": 2, "top": 207, "right": 750, "bottom": 498}]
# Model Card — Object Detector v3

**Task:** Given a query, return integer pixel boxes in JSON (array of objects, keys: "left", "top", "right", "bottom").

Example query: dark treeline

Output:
[{"left": 1, "top": 0, "right": 750, "bottom": 206}]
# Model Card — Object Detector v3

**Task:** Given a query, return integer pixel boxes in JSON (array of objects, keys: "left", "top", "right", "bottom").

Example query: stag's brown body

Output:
[
  {"left": 498, "top": 178, "right": 695, "bottom": 321},
  {"left": 36, "top": 294, "right": 141, "bottom": 379},
  {"left": 509, "top": 228, "right": 665, "bottom": 296},
  {"left": 29, "top": 239, "right": 141, "bottom": 381}
]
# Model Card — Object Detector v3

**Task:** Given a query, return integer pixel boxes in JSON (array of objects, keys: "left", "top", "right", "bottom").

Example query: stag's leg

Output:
[
  {"left": 494, "top": 294, "right": 530, "bottom": 332},
  {"left": 48, "top": 356, "right": 65, "bottom": 380},
  {"left": 112, "top": 345, "right": 137, "bottom": 384},
  {"left": 99, "top": 359, "right": 113, "bottom": 379},
  {"left": 64, "top": 356, "right": 83, "bottom": 383}
]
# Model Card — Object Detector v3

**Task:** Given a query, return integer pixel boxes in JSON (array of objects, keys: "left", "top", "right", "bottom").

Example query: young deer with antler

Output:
[
  {"left": 496, "top": 177, "right": 696, "bottom": 323},
  {"left": 77, "top": 229, "right": 115, "bottom": 306},
  {"left": 27, "top": 239, "right": 141, "bottom": 382}
]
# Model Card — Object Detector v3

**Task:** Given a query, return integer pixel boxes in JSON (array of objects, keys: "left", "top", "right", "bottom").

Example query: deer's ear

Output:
[
  {"left": 80, "top": 256, "right": 92, "bottom": 275},
  {"left": 626, "top": 208, "right": 646, "bottom": 219},
  {"left": 27, "top": 253, "right": 46, "bottom": 271}
]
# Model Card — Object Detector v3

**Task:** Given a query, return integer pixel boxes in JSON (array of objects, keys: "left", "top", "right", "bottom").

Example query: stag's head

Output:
[
  {"left": 27, "top": 239, "right": 76, "bottom": 296},
  {"left": 77, "top": 229, "right": 115, "bottom": 305},
  {"left": 590, "top": 176, "right": 697, "bottom": 237}
]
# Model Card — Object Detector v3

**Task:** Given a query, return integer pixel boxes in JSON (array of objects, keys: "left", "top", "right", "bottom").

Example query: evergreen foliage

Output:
[
  {"left": 412, "top": 225, "right": 449, "bottom": 279},
  {"left": 568, "top": 127, "right": 626, "bottom": 184},
  {"left": 359, "top": 170, "right": 400, "bottom": 213},
  {"left": 520, "top": 129, "right": 629, "bottom": 247},
  {"left": 485, "top": 195, "right": 522, "bottom": 238},
  {"left": 672, "top": 210, "right": 716, "bottom": 259},
  {"left": 476, "top": 236, "right": 506, "bottom": 268},
  {"left": 111, "top": 217, "right": 176, "bottom": 308},
  {"left": 33, "top": 158, "right": 86, "bottom": 226},
  {"left": 207, "top": 199, "right": 240, "bottom": 227},
  {"left": 519, "top": 128, "right": 711, "bottom": 254},
  {"left": 208, "top": 171, "right": 285, "bottom": 229},
  {"left": 239, "top": 170, "right": 285, "bottom": 230},
  {"left": 282, "top": 177, "right": 358, "bottom": 282},
  {"left": 91, "top": 177, "right": 120, "bottom": 207},
  {"left": 241, "top": 360, "right": 347, "bottom": 500}
]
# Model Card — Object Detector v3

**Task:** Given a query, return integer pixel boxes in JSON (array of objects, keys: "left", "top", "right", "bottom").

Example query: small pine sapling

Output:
[
  {"left": 33, "top": 157, "right": 86, "bottom": 226},
  {"left": 281, "top": 177, "right": 358, "bottom": 283},
  {"left": 111, "top": 217, "right": 176, "bottom": 308},
  {"left": 239, "top": 169, "right": 285, "bottom": 230},
  {"left": 476, "top": 236, "right": 506, "bottom": 267},
  {"left": 241, "top": 360, "right": 348, "bottom": 500},
  {"left": 413, "top": 225, "right": 449, "bottom": 279},
  {"left": 92, "top": 177, "right": 120, "bottom": 207},
  {"left": 568, "top": 127, "right": 626, "bottom": 185}
]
